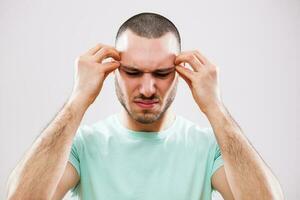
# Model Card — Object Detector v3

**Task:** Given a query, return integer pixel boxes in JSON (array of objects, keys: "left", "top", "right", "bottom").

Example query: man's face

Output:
[{"left": 115, "top": 29, "right": 179, "bottom": 124}]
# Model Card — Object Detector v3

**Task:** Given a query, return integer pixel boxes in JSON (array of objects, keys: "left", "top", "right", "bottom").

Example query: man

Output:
[{"left": 6, "top": 13, "right": 284, "bottom": 200}]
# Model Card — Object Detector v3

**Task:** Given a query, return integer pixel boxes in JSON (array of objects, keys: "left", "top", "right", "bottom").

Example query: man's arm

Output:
[
  {"left": 51, "top": 162, "right": 80, "bottom": 200},
  {"left": 6, "top": 97, "right": 88, "bottom": 199},
  {"left": 206, "top": 104, "right": 284, "bottom": 199},
  {"left": 6, "top": 44, "right": 121, "bottom": 200},
  {"left": 174, "top": 50, "right": 284, "bottom": 199},
  {"left": 211, "top": 166, "right": 234, "bottom": 200}
]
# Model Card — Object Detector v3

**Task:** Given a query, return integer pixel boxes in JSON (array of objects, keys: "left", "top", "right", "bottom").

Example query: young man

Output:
[{"left": 6, "top": 13, "right": 284, "bottom": 200}]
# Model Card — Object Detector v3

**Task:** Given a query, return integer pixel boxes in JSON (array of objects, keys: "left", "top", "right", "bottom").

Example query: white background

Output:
[{"left": 0, "top": 0, "right": 299, "bottom": 199}]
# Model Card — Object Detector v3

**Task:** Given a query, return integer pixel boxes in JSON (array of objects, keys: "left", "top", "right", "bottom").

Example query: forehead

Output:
[{"left": 115, "top": 29, "right": 179, "bottom": 70}]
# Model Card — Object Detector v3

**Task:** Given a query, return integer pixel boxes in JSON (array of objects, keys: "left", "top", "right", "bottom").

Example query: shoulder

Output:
[
  {"left": 73, "top": 114, "right": 118, "bottom": 144},
  {"left": 175, "top": 115, "right": 217, "bottom": 145}
]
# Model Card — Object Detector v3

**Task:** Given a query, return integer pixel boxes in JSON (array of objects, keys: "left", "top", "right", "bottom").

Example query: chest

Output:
[{"left": 79, "top": 139, "right": 211, "bottom": 200}]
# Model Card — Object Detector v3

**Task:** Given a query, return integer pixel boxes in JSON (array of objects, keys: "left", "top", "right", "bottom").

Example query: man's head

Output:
[{"left": 114, "top": 12, "right": 181, "bottom": 124}]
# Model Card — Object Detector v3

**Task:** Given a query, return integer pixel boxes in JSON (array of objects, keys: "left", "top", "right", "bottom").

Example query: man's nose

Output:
[{"left": 139, "top": 74, "right": 156, "bottom": 98}]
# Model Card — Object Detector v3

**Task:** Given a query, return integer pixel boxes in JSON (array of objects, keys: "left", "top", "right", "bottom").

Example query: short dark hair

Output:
[{"left": 115, "top": 12, "right": 181, "bottom": 51}]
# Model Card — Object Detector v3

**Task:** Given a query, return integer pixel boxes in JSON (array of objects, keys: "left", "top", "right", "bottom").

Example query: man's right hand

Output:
[
  {"left": 6, "top": 43, "right": 121, "bottom": 200},
  {"left": 69, "top": 43, "right": 121, "bottom": 107}
]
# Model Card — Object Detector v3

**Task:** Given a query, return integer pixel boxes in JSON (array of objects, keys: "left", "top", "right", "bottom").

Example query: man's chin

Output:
[{"left": 131, "top": 111, "right": 161, "bottom": 124}]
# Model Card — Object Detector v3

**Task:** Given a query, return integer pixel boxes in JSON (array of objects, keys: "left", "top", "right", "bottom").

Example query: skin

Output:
[
  {"left": 175, "top": 51, "right": 285, "bottom": 199},
  {"left": 115, "top": 30, "right": 284, "bottom": 199},
  {"left": 114, "top": 29, "right": 179, "bottom": 132},
  {"left": 6, "top": 44, "right": 121, "bottom": 200},
  {"left": 6, "top": 29, "right": 284, "bottom": 200}
]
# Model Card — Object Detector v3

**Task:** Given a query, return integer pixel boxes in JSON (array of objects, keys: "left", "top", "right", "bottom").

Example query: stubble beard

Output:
[{"left": 114, "top": 77, "right": 178, "bottom": 124}]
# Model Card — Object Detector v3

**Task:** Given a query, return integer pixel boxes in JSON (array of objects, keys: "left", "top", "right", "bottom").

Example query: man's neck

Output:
[{"left": 119, "top": 109, "right": 176, "bottom": 132}]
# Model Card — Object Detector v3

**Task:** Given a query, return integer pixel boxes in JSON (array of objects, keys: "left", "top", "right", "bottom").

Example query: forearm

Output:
[
  {"left": 204, "top": 103, "right": 284, "bottom": 200},
  {"left": 6, "top": 97, "right": 89, "bottom": 200}
]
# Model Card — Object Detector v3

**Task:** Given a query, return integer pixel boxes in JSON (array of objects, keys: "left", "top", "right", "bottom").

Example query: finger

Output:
[
  {"left": 175, "top": 65, "right": 193, "bottom": 87},
  {"left": 94, "top": 47, "right": 121, "bottom": 63},
  {"left": 175, "top": 64, "right": 194, "bottom": 79},
  {"left": 84, "top": 43, "right": 104, "bottom": 56},
  {"left": 100, "top": 61, "right": 120, "bottom": 74},
  {"left": 194, "top": 50, "right": 208, "bottom": 65},
  {"left": 175, "top": 52, "right": 203, "bottom": 72},
  {"left": 177, "top": 70, "right": 192, "bottom": 88}
]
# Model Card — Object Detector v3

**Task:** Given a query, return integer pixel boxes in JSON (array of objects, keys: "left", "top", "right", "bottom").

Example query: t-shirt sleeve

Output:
[
  {"left": 211, "top": 143, "right": 224, "bottom": 176},
  {"left": 68, "top": 127, "right": 83, "bottom": 194},
  {"left": 69, "top": 139, "right": 81, "bottom": 177},
  {"left": 208, "top": 127, "right": 224, "bottom": 177}
]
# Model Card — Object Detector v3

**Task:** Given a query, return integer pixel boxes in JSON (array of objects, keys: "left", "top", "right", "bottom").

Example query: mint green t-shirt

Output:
[{"left": 68, "top": 114, "right": 224, "bottom": 200}]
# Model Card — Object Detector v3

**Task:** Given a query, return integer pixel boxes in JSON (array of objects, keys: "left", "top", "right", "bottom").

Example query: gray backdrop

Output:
[{"left": 0, "top": 0, "right": 299, "bottom": 199}]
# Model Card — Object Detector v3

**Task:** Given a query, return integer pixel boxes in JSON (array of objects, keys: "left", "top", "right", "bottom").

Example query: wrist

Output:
[
  {"left": 201, "top": 101, "right": 227, "bottom": 117},
  {"left": 67, "top": 92, "right": 91, "bottom": 113}
]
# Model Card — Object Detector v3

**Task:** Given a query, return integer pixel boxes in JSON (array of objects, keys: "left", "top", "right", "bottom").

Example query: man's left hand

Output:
[{"left": 174, "top": 50, "right": 223, "bottom": 114}]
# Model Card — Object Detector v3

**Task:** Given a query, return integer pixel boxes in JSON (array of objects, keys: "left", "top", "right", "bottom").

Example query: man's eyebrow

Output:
[
  {"left": 120, "top": 64, "right": 175, "bottom": 72},
  {"left": 120, "top": 64, "right": 140, "bottom": 71},
  {"left": 155, "top": 67, "right": 175, "bottom": 72}
]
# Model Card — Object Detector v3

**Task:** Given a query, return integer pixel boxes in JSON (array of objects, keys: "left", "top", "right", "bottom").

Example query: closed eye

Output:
[
  {"left": 125, "top": 71, "right": 172, "bottom": 78},
  {"left": 153, "top": 72, "right": 172, "bottom": 78},
  {"left": 125, "top": 71, "right": 142, "bottom": 76},
  {"left": 121, "top": 66, "right": 174, "bottom": 79}
]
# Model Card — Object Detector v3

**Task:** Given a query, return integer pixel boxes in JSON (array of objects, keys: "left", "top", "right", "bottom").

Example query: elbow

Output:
[
  {"left": 6, "top": 191, "right": 50, "bottom": 200},
  {"left": 5, "top": 173, "right": 17, "bottom": 200},
  {"left": 6, "top": 179, "right": 50, "bottom": 200},
  {"left": 256, "top": 168, "right": 285, "bottom": 200},
  {"left": 271, "top": 187, "right": 285, "bottom": 200},
  {"left": 269, "top": 176, "right": 285, "bottom": 200},
  {"left": 6, "top": 193, "right": 23, "bottom": 200},
  {"left": 264, "top": 191, "right": 285, "bottom": 200},
  {"left": 261, "top": 183, "right": 285, "bottom": 200}
]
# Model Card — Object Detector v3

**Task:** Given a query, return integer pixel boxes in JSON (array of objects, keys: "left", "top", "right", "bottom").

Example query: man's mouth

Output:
[{"left": 133, "top": 100, "right": 159, "bottom": 109}]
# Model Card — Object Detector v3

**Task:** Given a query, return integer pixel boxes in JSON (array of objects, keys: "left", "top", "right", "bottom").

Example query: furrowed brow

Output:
[
  {"left": 120, "top": 64, "right": 175, "bottom": 73},
  {"left": 155, "top": 67, "right": 175, "bottom": 73},
  {"left": 120, "top": 64, "right": 140, "bottom": 71}
]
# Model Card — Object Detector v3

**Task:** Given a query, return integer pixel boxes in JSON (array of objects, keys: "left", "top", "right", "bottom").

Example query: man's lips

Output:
[{"left": 134, "top": 100, "right": 159, "bottom": 108}]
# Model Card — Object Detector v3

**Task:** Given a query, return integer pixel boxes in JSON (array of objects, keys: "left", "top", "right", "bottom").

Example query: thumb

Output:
[
  {"left": 175, "top": 65, "right": 193, "bottom": 87},
  {"left": 100, "top": 61, "right": 120, "bottom": 79},
  {"left": 101, "top": 61, "right": 120, "bottom": 74}
]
